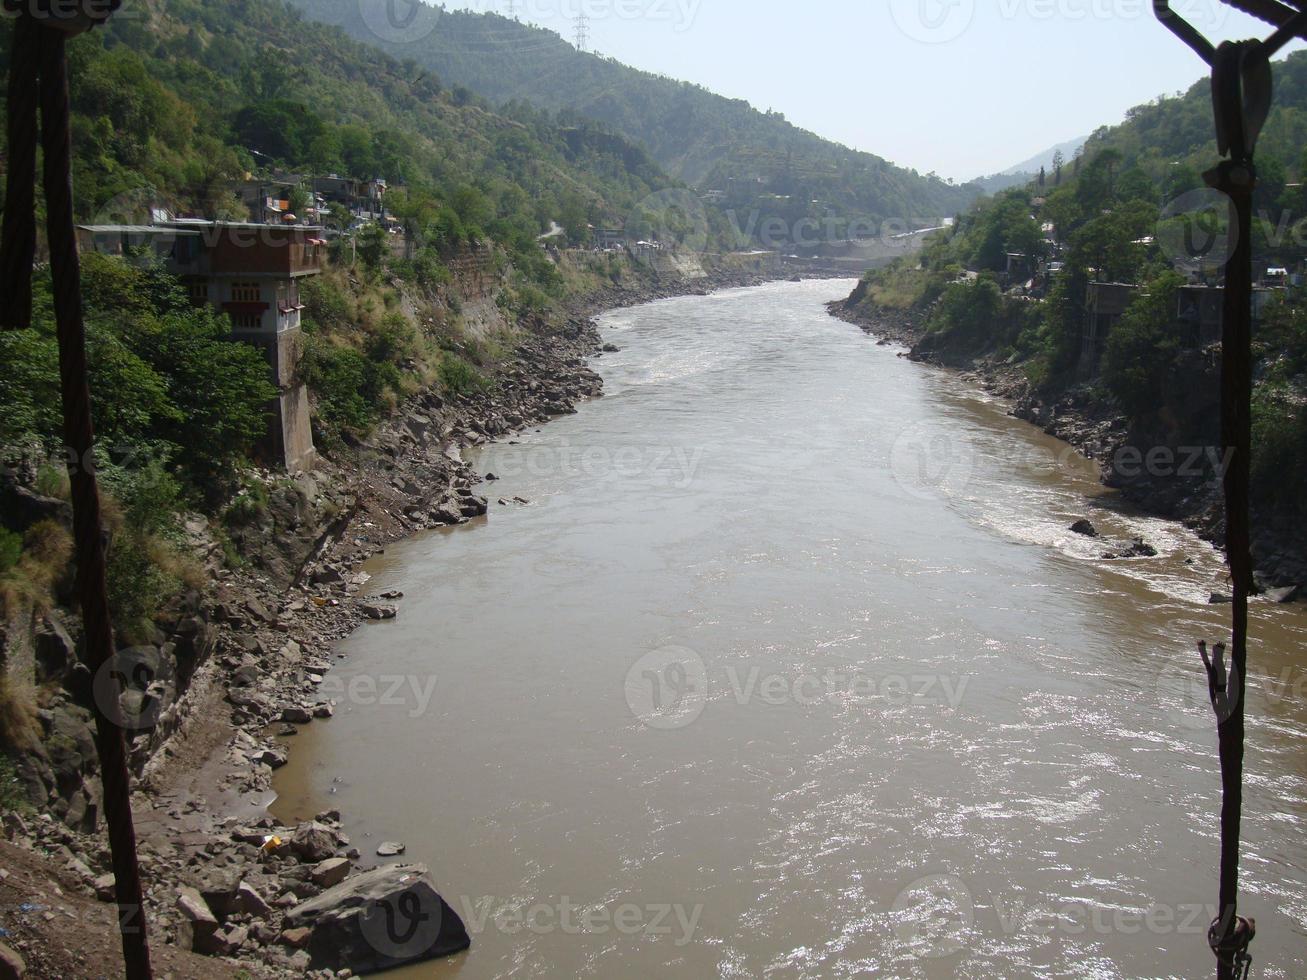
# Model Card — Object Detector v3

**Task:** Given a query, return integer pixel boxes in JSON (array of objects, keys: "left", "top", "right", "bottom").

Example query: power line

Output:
[{"left": 574, "top": 12, "right": 589, "bottom": 51}]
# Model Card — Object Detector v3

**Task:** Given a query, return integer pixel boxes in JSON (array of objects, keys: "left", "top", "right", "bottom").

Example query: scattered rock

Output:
[
  {"left": 1070, "top": 519, "right": 1098, "bottom": 538},
  {"left": 282, "top": 706, "right": 314, "bottom": 724},
  {"left": 1210, "top": 592, "right": 1233, "bottom": 604},
  {"left": 1267, "top": 584, "right": 1300, "bottom": 604},
  {"left": 375, "top": 841, "right": 406, "bottom": 857},
  {"left": 252, "top": 746, "right": 288, "bottom": 769},
  {"left": 1103, "top": 537, "right": 1157, "bottom": 560},
  {"left": 234, "top": 880, "right": 271, "bottom": 919},
  {"left": 176, "top": 885, "right": 220, "bottom": 954},
  {"left": 360, "top": 603, "right": 398, "bottom": 621},
  {"left": 311, "top": 857, "right": 353, "bottom": 889},
  {"left": 244, "top": 597, "right": 277, "bottom": 624},
  {"left": 292, "top": 821, "right": 340, "bottom": 863}
]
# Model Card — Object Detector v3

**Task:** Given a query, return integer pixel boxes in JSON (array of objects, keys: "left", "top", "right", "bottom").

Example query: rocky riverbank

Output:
[
  {"left": 0, "top": 263, "right": 826, "bottom": 978},
  {"left": 827, "top": 299, "right": 1307, "bottom": 593}
]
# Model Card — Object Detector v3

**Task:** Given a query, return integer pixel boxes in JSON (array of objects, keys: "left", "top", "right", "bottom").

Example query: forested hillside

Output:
[
  {"left": 0, "top": 0, "right": 720, "bottom": 646},
  {"left": 0, "top": 0, "right": 689, "bottom": 260},
  {"left": 287, "top": 1, "right": 982, "bottom": 241},
  {"left": 841, "top": 52, "right": 1307, "bottom": 576}
]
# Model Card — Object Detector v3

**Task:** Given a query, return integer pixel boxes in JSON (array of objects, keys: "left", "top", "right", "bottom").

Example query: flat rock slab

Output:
[{"left": 285, "top": 863, "right": 470, "bottom": 973}]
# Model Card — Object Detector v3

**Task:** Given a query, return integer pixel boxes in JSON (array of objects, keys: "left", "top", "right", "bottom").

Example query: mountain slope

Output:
[
  {"left": 0, "top": 0, "right": 684, "bottom": 254},
  {"left": 287, "top": 2, "right": 982, "bottom": 239}
]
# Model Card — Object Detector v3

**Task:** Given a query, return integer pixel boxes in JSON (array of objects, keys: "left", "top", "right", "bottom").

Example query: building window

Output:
[
  {"left": 231, "top": 312, "right": 263, "bottom": 331},
  {"left": 187, "top": 279, "right": 209, "bottom": 305},
  {"left": 230, "top": 281, "right": 262, "bottom": 303}
]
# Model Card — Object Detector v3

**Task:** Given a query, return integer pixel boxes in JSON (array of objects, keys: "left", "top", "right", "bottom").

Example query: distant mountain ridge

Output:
[
  {"left": 287, "top": 1, "right": 983, "bottom": 239},
  {"left": 971, "top": 135, "right": 1090, "bottom": 195},
  {"left": 1001, "top": 136, "right": 1089, "bottom": 177}
]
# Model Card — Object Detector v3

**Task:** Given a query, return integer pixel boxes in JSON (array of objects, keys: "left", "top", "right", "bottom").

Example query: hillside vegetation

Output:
[
  {"left": 845, "top": 51, "right": 1307, "bottom": 544},
  {"left": 287, "top": 1, "right": 981, "bottom": 243},
  {"left": 0, "top": 0, "right": 707, "bottom": 643}
]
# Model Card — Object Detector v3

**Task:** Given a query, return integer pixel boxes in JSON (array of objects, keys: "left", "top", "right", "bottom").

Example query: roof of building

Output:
[
  {"left": 77, "top": 224, "right": 201, "bottom": 235},
  {"left": 164, "top": 219, "right": 325, "bottom": 231}
]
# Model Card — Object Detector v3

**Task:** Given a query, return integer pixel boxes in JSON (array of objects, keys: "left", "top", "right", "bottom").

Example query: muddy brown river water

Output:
[{"left": 274, "top": 280, "right": 1307, "bottom": 978}]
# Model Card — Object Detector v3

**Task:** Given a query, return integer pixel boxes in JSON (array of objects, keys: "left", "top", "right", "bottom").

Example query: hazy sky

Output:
[{"left": 441, "top": 0, "right": 1303, "bottom": 180}]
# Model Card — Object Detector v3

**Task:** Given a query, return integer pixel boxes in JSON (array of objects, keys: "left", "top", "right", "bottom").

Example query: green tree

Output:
[{"left": 1102, "top": 272, "right": 1184, "bottom": 418}]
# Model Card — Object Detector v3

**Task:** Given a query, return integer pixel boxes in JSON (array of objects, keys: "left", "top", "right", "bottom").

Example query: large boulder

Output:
[
  {"left": 291, "top": 821, "right": 340, "bottom": 863},
  {"left": 284, "top": 863, "right": 469, "bottom": 973},
  {"left": 33, "top": 613, "right": 75, "bottom": 683}
]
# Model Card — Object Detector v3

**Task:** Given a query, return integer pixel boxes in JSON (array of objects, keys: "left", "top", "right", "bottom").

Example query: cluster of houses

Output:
[
  {"left": 990, "top": 200, "right": 1301, "bottom": 377},
  {"left": 235, "top": 172, "right": 393, "bottom": 230}
]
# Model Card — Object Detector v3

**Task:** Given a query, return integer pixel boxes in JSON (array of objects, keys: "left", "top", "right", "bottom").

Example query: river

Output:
[{"left": 273, "top": 280, "right": 1307, "bottom": 978}]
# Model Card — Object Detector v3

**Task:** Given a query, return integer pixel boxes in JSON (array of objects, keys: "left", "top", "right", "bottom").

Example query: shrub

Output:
[
  {"left": 928, "top": 277, "right": 1003, "bottom": 348},
  {"left": 438, "top": 355, "right": 488, "bottom": 395},
  {"left": 34, "top": 463, "right": 69, "bottom": 500},
  {"left": 0, "top": 529, "right": 20, "bottom": 575},
  {"left": 97, "top": 456, "right": 185, "bottom": 536},
  {"left": 303, "top": 338, "right": 382, "bottom": 435},
  {"left": 0, "top": 677, "right": 40, "bottom": 753},
  {"left": 106, "top": 527, "right": 180, "bottom": 641},
  {"left": 0, "top": 520, "right": 73, "bottom": 619},
  {"left": 0, "top": 753, "right": 33, "bottom": 810},
  {"left": 1252, "top": 382, "right": 1307, "bottom": 516},
  {"left": 222, "top": 476, "right": 269, "bottom": 528}
]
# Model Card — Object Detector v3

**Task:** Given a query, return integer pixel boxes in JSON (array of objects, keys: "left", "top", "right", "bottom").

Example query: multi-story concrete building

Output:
[{"left": 76, "top": 220, "right": 323, "bottom": 472}]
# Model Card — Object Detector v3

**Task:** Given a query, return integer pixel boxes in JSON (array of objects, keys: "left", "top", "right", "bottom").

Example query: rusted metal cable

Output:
[
  {"left": 1222, "top": 0, "right": 1306, "bottom": 32},
  {"left": 0, "top": 16, "right": 40, "bottom": 331},
  {"left": 1205, "top": 152, "right": 1255, "bottom": 980},
  {"left": 34, "top": 21, "right": 154, "bottom": 980},
  {"left": 1152, "top": 6, "right": 1299, "bottom": 977}
]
